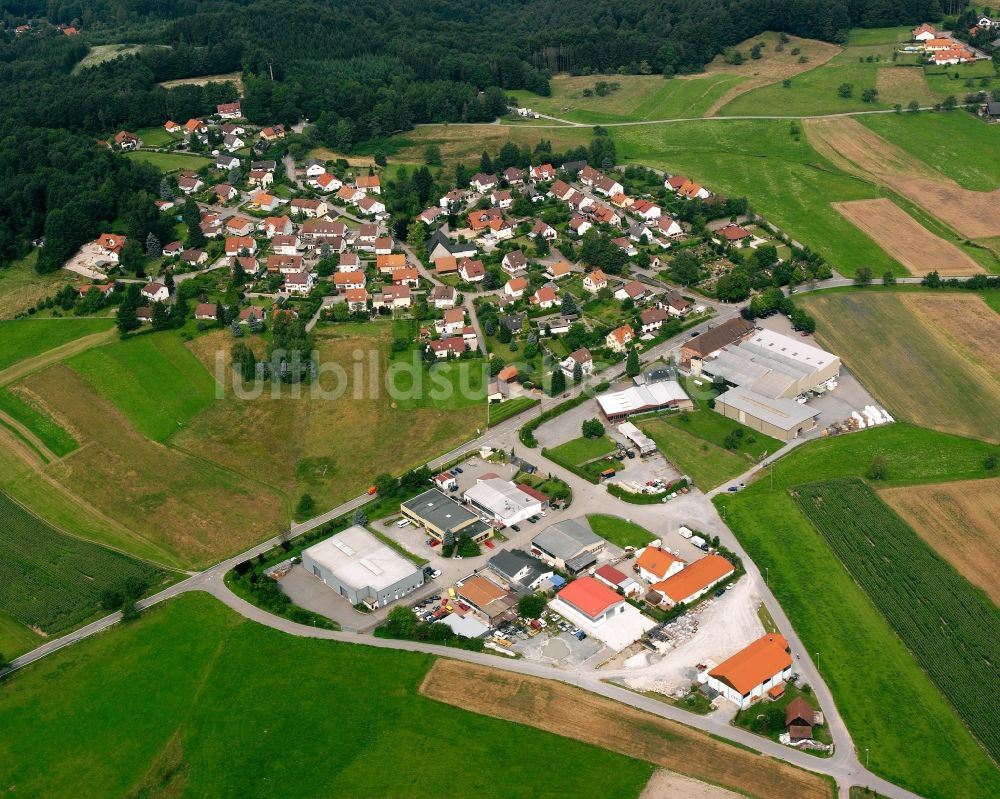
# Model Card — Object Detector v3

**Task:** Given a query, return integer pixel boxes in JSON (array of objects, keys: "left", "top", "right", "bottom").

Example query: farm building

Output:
[
  {"left": 462, "top": 478, "right": 545, "bottom": 528},
  {"left": 618, "top": 421, "right": 656, "bottom": 455},
  {"left": 531, "top": 519, "right": 605, "bottom": 572},
  {"left": 400, "top": 489, "right": 490, "bottom": 543},
  {"left": 679, "top": 318, "right": 755, "bottom": 367},
  {"left": 551, "top": 576, "right": 656, "bottom": 651},
  {"left": 650, "top": 553, "right": 734, "bottom": 607},
  {"left": 301, "top": 526, "right": 424, "bottom": 609},
  {"left": 596, "top": 379, "right": 692, "bottom": 423},
  {"left": 714, "top": 385, "right": 820, "bottom": 441},
  {"left": 695, "top": 329, "right": 840, "bottom": 400},
  {"left": 705, "top": 634, "right": 794, "bottom": 709},
  {"left": 457, "top": 575, "right": 518, "bottom": 626}
]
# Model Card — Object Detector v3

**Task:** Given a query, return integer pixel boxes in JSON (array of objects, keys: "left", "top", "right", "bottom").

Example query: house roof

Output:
[
  {"left": 586, "top": 269, "right": 608, "bottom": 284},
  {"left": 684, "top": 317, "right": 755, "bottom": 357},
  {"left": 532, "top": 519, "right": 601, "bottom": 561},
  {"left": 533, "top": 286, "right": 557, "bottom": 304},
  {"left": 334, "top": 271, "right": 366, "bottom": 285},
  {"left": 498, "top": 365, "right": 519, "bottom": 381},
  {"left": 557, "top": 576, "right": 623, "bottom": 619},
  {"left": 609, "top": 324, "right": 634, "bottom": 343},
  {"left": 504, "top": 250, "right": 528, "bottom": 269},
  {"left": 345, "top": 287, "right": 368, "bottom": 302},
  {"left": 595, "top": 564, "right": 629, "bottom": 586},
  {"left": 719, "top": 224, "right": 751, "bottom": 241},
  {"left": 443, "top": 308, "right": 465, "bottom": 323},
  {"left": 641, "top": 307, "right": 669, "bottom": 325},
  {"left": 635, "top": 547, "right": 686, "bottom": 579},
  {"left": 568, "top": 347, "right": 592, "bottom": 364},
  {"left": 709, "top": 634, "right": 792, "bottom": 696},
  {"left": 618, "top": 280, "right": 645, "bottom": 298},
  {"left": 548, "top": 261, "right": 571, "bottom": 276},
  {"left": 785, "top": 696, "right": 815, "bottom": 727},
  {"left": 376, "top": 253, "right": 407, "bottom": 269},
  {"left": 460, "top": 258, "right": 485, "bottom": 278},
  {"left": 506, "top": 277, "right": 528, "bottom": 292},
  {"left": 654, "top": 554, "right": 734, "bottom": 604}
]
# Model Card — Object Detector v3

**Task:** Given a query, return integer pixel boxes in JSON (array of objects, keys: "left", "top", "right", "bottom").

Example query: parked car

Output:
[
  {"left": 625, "top": 449, "right": 635, "bottom": 459},
  {"left": 431, "top": 569, "right": 441, "bottom": 579},
  {"left": 510, "top": 524, "right": 521, "bottom": 532},
  {"left": 454, "top": 467, "right": 463, "bottom": 473},
  {"left": 574, "top": 630, "right": 587, "bottom": 640},
  {"left": 714, "top": 587, "right": 726, "bottom": 598}
]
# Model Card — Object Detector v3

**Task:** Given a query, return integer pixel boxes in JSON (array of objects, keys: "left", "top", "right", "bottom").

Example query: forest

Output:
[{"left": 0, "top": 0, "right": 947, "bottom": 269}]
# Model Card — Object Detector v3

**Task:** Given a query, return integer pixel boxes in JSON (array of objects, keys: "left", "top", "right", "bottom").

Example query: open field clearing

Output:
[
  {"left": 923, "top": 60, "right": 998, "bottom": 96},
  {"left": 714, "top": 425, "right": 1000, "bottom": 799},
  {"left": 72, "top": 43, "right": 159, "bottom": 73},
  {"left": 123, "top": 150, "right": 214, "bottom": 172},
  {"left": 859, "top": 112, "right": 1000, "bottom": 193},
  {"left": 0, "top": 609, "right": 40, "bottom": 660},
  {"left": 874, "top": 67, "right": 937, "bottom": 107},
  {"left": 0, "top": 252, "right": 89, "bottom": 320},
  {"left": 794, "top": 478, "right": 1000, "bottom": 762},
  {"left": 640, "top": 769, "right": 745, "bottom": 799},
  {"left": 0, "top": 594, "right": 652, "bottom": 799},
  {"left": 881, "top": 478, "right": 1000, "bottom": 606},
  {"left": 393, "top": 123, "right": 591, "bottom": 166},
  {"left": 640, "top": 417, "right": 747, "bottom": 488},
  {"left": 0, "top": 318, "right": 114, "bottom": 374},
  {"left": 800, "top": 292, "right": 1000, "bottom": 442},
  {"left": 0, "top": 492, "right": 165, "bottom": 641},
  {"left": 832, "top": 199, "right": 983, "bottom": 276},
  {"left": 19, "top": 364, "right": 285, "bottom": 568},
  {"left": 176, "top": 325, "right": 483, "bottom": 513},
  {"left": 0, "top": 386, "right": 77, "bottom": 457},
  {"left": 702, "top": 32, "right": 841, "bottom": 116},
  {"left": 421, "top": 659, "right": 833, "bottom": 799},
  {"left": 158, "top": 71, "right": 244, "bottom": 92},
  {"left": 845, "top": 26, "right": 913, "bottom": 46},
  {"left": 804, "top": 117, "right": 1000, "bottom": 239},
  {"left": 133, "top": 124, "right": 180, "bottom": 148}
]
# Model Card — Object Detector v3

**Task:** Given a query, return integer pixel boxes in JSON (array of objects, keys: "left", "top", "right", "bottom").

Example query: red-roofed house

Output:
[
  {"left": 554, "top": 576, "right": 626, "bottom": 623},
  {"left": 706, "top": 634, "right": 793, "bottom": 709},
  {"left": 651, "top": 554, "right": 734, "bottom": 607},
  {"left": 94, "top": 233, "right": 127, "bottom": 263},
  {"left": 217, "top": 102, "right": 242, "bottom": 119},
  {"left": 593, "top": 564, "right": 641, "bottom": 597},
  {"left": 635, "top": 546, "right": 686, "bottom": 584},
  {"left": 504, "top": 277, "right": 527, "bottom": 300},
  {"left": 531, "top": 286, "right": 558, "bottom": 309},
  {"left": 606, "top": 324, "right": 634, "bottom": 353}
]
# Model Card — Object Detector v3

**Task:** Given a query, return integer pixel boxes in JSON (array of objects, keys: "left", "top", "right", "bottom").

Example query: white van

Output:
[
  {"left": 678, "top": 526, "right": 693, "bottom": 539},
  {"left": 396, "top": 518, "right": 411, "bottom": 528}
]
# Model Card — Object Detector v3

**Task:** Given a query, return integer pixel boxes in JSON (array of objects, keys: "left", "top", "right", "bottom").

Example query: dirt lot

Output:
[
  {"left": 640, "top": 769, "right": 745, "bottom": 799},
  {"left": 421, "top": 660, "right": 833, "bottom": 799},
  {"left": 832, "top": 199, "right": 983, "bottom": 276},
  {"left": 880, "top": 478, "right": 1000, "bottom": 606},
  {"left": 702, "top": 32, "right": 841, "bottom": 116},
  {"left": 805, "top": 118, "right": 1000, "bottom": 238}
]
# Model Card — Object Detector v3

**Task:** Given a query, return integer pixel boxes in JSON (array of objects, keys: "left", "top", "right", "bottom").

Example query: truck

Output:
[
  {"left": 600, "top": 468, "right": 616, "bottom": 481},
  {"left": 677, "top": 526, "right": 693, "bottom": 539},
  {"left": 690, "top": 535, "right": 709, "bottom": 551}
]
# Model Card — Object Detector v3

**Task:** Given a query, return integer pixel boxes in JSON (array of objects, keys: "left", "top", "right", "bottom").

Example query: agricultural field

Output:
[
  {"left": 0, "top": 593, "right": 653, "bottom": 799},
  {"left": 800, "top": 292, "right": 1000, "bottom": 443},
  {"left": 922, "top": 60, "right": 998, "bottom": 96},
  {"left": 880, "top": 477, "right": 1000, "bottom": 606},
  {"left": 0, "top": 252, "right": 90, "bottom": 321},
  {"left": 0, "top": 318, "right": 114, "bottom": 374},
  {"left": 123, "top": 150, "right": 214, "bottom": 172},
  {"left": 804, "top": 117, "right": 1000, "bottom": 240},
  {"left": 488, "top": 396, "right": 538, "bottom": 426},
  {"left": 832, "top": 198, "right": 983, "bottom": 276},
  {"left": 793, "top": 477, "right": 1000, "bottom": 763},
  {"left": 714, "top": 424, "right": 1000, "bottom": 799},
  {"left": 0, "top": 387, "right": 77, "bottom": 457},
  {"left": 422, "top": 660, "right": 834, "bottom": 799},
  {"left": 0, "top": 492, "right": 165, "bottom": 642},
  {"left": 587, "top": 514, "right": 656, "bottom": 549},
  {"left": 859, "top": 111, "right": 1000, "bottom": 192},
  {"left": 0, "top": 609, "right": 40, "bottom": 661}
]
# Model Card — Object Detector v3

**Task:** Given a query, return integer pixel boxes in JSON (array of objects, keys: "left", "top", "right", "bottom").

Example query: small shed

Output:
[{"left": 785, "top": 696, "right": 816, "bottom": 742}]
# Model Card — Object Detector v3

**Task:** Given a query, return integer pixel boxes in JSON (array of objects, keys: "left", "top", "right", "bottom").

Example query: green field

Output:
[
  {"left": 0, "top": 609, "right": 40, "bottom": 660},
  {"left": 0, "top": 593, "right": 653, "bottom": 799},
  {"left": 0, "top": 492, "right": 164, "bottom": 638},
  {"left": 488, "top": 396, "right": 539, "bottom": 426},
  {"left": 845, "top": 26, "right": 913, "bottom": 46},
  {"left": 587, "top": 514, "right": 656, "bottom": 549},
  {"left": 715, "top": 424, "right": 1000, "bottom": 799},
  {"left": 390, "top": 359, "right": 487, "bottom": 412},
  {"left": 794, "top": 477, "right": 1000, "bottom": 762},
  {"left": 923, "top": 60, "right": 998, "bottom": 96},
  {"left": 0, "top": 318, "right": 114, "bottom": 373},
  {"left": 546, "top": 434, "right": 617, "bottom": 466},
  {"left": 859, "top": 111, "right": 1000, "bottom": 192},
  {"left": 0, "top": 388, "right": 77, "bottom": 456},
  {"left": 134, "top": 125, "right": 180, "bottom": 148},
  {"left": 124, "top": 150, "right": 214, "bottom": 172},
  {"left": 69, "top": 333, "right": 218, "bottom": 442}
]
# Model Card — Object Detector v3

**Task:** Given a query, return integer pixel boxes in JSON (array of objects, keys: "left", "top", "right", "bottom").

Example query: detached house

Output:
[
  {"left": 504, "top": 277, "right": 528, "bottom": 300},
  {"left": 290, "top": 198, "right": 327, "bottom": 218},
  {"left": 176, "top": 173, "right": 204, "bottom": 194},
  {"left": 283, "top": 271, "right": 314, "bottom": 295},
  {"left": 261, "top": 215, "right": 293, "bottom": 238},
  {"left": 141, "top": 282, "right": 169, "bottom": 302},
  {"left": 304, "top": 159, "right": 327, "bottom": 178},
  {"left": 583, "top": 269, "right": 608, "bottom": 294},
  {"left": 614, "top": 280, "right": 647, "bottom": 303},
  {"left": 345, "top": 288, "right": 369, "bottom": 312},
  {"left": 530, "top": 163, "right": 556, "bottom": 181},
  {"left": 429, "top": 285, "right": 457, "bottom": 309},
  {"left": 501, "top": 249, "right": 528, "bottom": 277},
  {"left": 657, "top": 216, "right": 684, "bottom": 238},
  {"left": 459, "top": 258, "right": 486, "bottom": 282},
  {"left": 313, "top": 172, "right": 342, "bottom": 193},
  {"left": 213, "top": 183, "right": 237, "bottom": 203},
  {"left": 272, "top": 234, "right": 301, "bottom": 256},
  {"left": 503, "top": 166, "right": 525, "bottom": 184},
  {"left": 334, "top": 271, "right": 367, "bottom": 291},
  {"left": 471, "top": 173, "right": 497, "bottom": 193},
  {"left": 545, "top": 261, "right": 571, "bottom": 280},
  {"left": 217, "top": 101, "right": 242, "bottom": 119},
  {"left": 531, "top": 286, "right": 558, "bottom": 309},
  {"left": 640, "top": 307, "right": 669, "bottom": 334},
  {"left": 491, "top": 190, "right": 513, "bottom": 209},
  {"left": 356, "top": 174, "right": 381, "bottom": 195},
  {"left": 606, "top": 324, "right": 634, "bottom": 353},
  {"left": 223, "top": 133, "right": 245, "bottom": 151},
  {"left": 94, "top": 233, "right": 127, "bottom": 264},
  {"left": 225, "top": 236, "right": 257, "bottom": 257},
  {"left": 659, "top": 289, "right": 692, "bottom": 317},
  {"left": 113, "top": 131, "right": 141, "bottom": 151},
  {"left": 357, "top": 196, "right": 387, "bottom": 217},
  {"left": 560, "top": 347, "right": 594, "bottom": 379},
  {"left": 569, "top": 215, "right": 592, "bottom": 237},
  {"left": 631, "top": 199, "right": 661, "bottom": 220},
  {"left": 530, "top": 220, "right": 557, "bottom": 241},
  {"left": 226, "top": 216, "right": 255, "bottom": 236}
]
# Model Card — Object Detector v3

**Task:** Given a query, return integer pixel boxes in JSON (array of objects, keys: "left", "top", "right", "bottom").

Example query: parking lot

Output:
[{"left": 505, "top": 609, "right": 609, "bottom": 667}]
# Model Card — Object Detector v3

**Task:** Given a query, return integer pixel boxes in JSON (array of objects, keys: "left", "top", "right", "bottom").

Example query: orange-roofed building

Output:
[
  {"left": 706, "top": 634, "right": 793, "bottom": 709},
  {"left": 651, "top": 553, "right": 734, "bottom": 607},
  {"left": 635, "top": 546, "right": 686, "bottom": 584},
  {"left": 554, "top": 576, "right": 626, "bottom": 623},
  {"left": 433, "top": 255, "right": 459, "bottom": 274},
  {"left": 376, "top": 253, "right": 408, "bottom": 273},
  {"left": 497, "top": 365, "right": 519, "bottom": 383}
]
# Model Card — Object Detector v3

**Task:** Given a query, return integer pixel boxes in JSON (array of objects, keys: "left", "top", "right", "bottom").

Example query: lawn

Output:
[
  {"left": 134, "top": 125, "right": 180, "bottom": 148},
  {"left": 858, "top": 111, "right": 1000, "bottom": 192},
  {"left": 0, "top": 317, "right": 114, "bottom": 373},
  {"left": 794, "top": 477, "right": 1000, "bottom": 762},
  {"left": 69, "top": 332, "right": 218, "bottom": 442},
  {"left": 799, "top": 292, "right": 1000, "bottom": 443},
  {"left": 0, "top": 491, "right": 165, "bottom": 639},
  {"left": 587, "top": 514, "right": 656, "bottom": 549},
  {"left": 390, "top": 358, "right": 487, "bottom": 412},
  {"left": 546, "top": 434, "right": 617, "bottom": 466},
  {"left": 0, "top": 593, "right": 653, "bottom": 799},
  {"left": 124, "top": 150, "right": 214, "bottom": 172},
  {"left": 714, "top": 424, "right": 1000, "bottom": 799},
  {"left": 639, "top": 417, "right": 746, "bottom": 489},
  {"left": 0, "top": 388, "right": 77, "bottom": 456},
  {"left": 845, "top": 26, "right": 914, "bottom": 46},
  {"left": 488, "top": 396, "right": 539, "bottom": 426}
]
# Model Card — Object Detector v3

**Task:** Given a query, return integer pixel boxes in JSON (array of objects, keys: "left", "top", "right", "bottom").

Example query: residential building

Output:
[
  {"left": 94, "top": 233, "right": 127, "bottom": 264},
  {"left": 504, "top": 277, "right": 527, "bottom": 300},
  {"left": 651, "top": 554, "right": 735, "bottom": 607},
  {"left": 614, "top": 280, "right": 646, "bottom": 302},
  {"left": 356, "top": 174, "right": 381, "bottom": 195},
  {"left": 471, "top": 173, "right": 497, "bottom": 193},
  {"left": 560, "top": 347, "right": 594, "bottom": 379},
  {"left": 635, "top": 546, "right": 686, "bottom": 584},
  {"left": 583, "top": 269, "right": 608, "bottom": 294},
  {"left": 531, "top": 286, "right": 558, "bottom": 309},
  {"left": 284, "top": 271, "right": 314, "bottom": 295},
  {"left": 345, "top": 288, "right": 369, "bottom": 311},
  {"left": 217, "top": 101, "right": 242, "bottom": 119},
  {"left": 459, "top": 258, "right": 485, "bottom": 282},
  {"left": 606, "top": 324, "right": 634, "bottom": 353},
  {"left": 429, "top": 285, "right": 457, "bottom": 309},
  {"left": 706, "top": 634, "right": 793, "bottom": 709},
  {"left": 640, "top": 307, "right": 669, "bottom": 334},
  {"left": 141, "top": 282, "right": 169, "bottom": 302},
  {"left": 545, "top": 261, "right": 571, "bottom": 280}
]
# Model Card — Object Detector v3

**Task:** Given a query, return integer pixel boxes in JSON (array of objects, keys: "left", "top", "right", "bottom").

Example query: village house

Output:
[
  {"left": 304, "top": 158, "right": 327, "bottom": 178},
  {"left": 611, "top": 237, "right": 639, "bottom": 258},
  {"left": 657, "top": 216, "right": 684, "bottom": 238},
  {"left": 530, "top": 163, "right": 556, "bottom": 181},
  {"left": 79, "top": 282, "right": 116, "bottom": 299},
  {"left": 485, "top": 217, "right": 515, "bottom": 242},
  {"left": 491, "top": 190, "right": 513, "bottom": 209},
  {"left": 530, "top": 220, "right": 558, "bottom": 241},
  {"left": 715, "top": 224, "right": 752, "bottom": 244},
  {"left": 582, "top": 269, "right": 608, "bottom": 294},
  {"left": 594, "top": 175, "right": 624, "bottom": 197},
  {"left": 429, "top": 285, "right": 457, "bottom": 309},
  {"left": 214, "top": 153, "right": 240, "bottom": 171},
  {"left": 531, "top": 285, "right": 558, "bottom": 309},
  {"left": 336, "top": 185, "right": 366, "bottom": 205},
  {"left": 356, "top": 174, "right": 381, "bottom": 195},
  {"left": 374, "top": 284, "right": 413, "bottom": 310},
  {"left": 356, "top": 223, "right": 379, "bottom": 248},
  {"left": 300, "top": 218, "right": 347, "bottom": 242},
  {"left": 141, "top": 282, "right": 169, "bottom": 303},
  {"left": 376, "top": 253, "right": 408, "bottom": 275},
  {"left": 635, "top": 546, "right": 686, "bottom": 584},
  {"left": 459, "top": 258, "right": 486, "bottom": 282},
  {"left": 429, "top": 337, "right": 467, "bottom": 359},
  {"left": 504, "top": 277, "right": 528, "bottom": 300},
  {"left": 334, "top": 271, "right": 367, "bottom": 291},
  {"left": 163, "top": 241, "right": 184, "bottom": 257},
  {"left": 94, "top": 233, "right": 127, "bottom": 264},
  {"left": 225, "top": 236, "right": 257, "bottom": 257},
  {"left": 217, "top": 101, "right": 242, "bottom": 119},
  {"left": 549, "top": 179, "right": 574, "bottom": 201},
  {"left": 436, "top": 307, "right": 466, "bottom": 336},
  {"left": 501, "top": 249, "right": 528, "bottom": 277},
  {"left": 433, "top": 255, "right": 459, "bottom": 276},
  {"left": 614, "top": 280, "right": 647, "bottom": 303},
  {"left": 313, "top": 172, "right": 342, "bottom": 193},
  {"left": 272, "top": 234, "right": 301, "bottom": 256},
  {"left": 267, "top": 254, "right": 305, "bottom": 274},
  {"left": 290, "top": 198, "right": 327, "bottom": 218},
  {"left": 113, "top": 131, "right": 141, "bottom": 151},
  {"left": 284, "top": 271, "right": 314, "bottom": 295},
  {"left": 260, "top": 124, "right": 286, "bottom": 141},
  {"left": 226, "top": 216, "right": 256, "bottom": 236},
  {"left": 176, "top": 173, "right": 204, "bottom": 194},
  {"left": 590, "top": 204, "right": 622, "bottom": 227},
  {"left": 417, "top": 206, "right": 442, "bottom": 225},
  {"left": 678, "top": 180, "right": 711, "bottom": 200},
  {"left": 545, "top": 260, "right": 571, "bottom": 280},
  {"left": 912, "top": 22, "right": 937, "bottom": 41},
  {"left": 471, "top": 173, "right": 497, "bottom": 193},
  {"left": 606, "top": 324, "right": 634, "bottom": 353},
  {"left": 164, "top": 120, "right": 182, "bottom": 134},
  {"left": 659, "top": 289, "right": 691, "bottom": 317},
  {"left": 194, "top": 303, "right": 217, "bottom": 321},
  {"left": 212, "top": 183, "right": 237, "bottom": 203},
  {"left": 393, "top": 267, "right": 420, "bottom": 287},
  {"left": 357, "top": 196, "right": 387, "bottom": 217},
  {"left": 374, "top": 237, "right": 394, "bottom": 256},
  {"left": 569, "top": 215, "right": 592, "bottom": 237},
  {"left": 439, "top": 188, "right": 466, "bottom": 208},
  {"left": 261, "top": 215, "right": 293, "bottom": 238},
  {"left": 248, "top": 169, "right": 274, "bottom": 188},
  {"left": 640, "top": 307, "right": 669, "bottom": 335},
  {"left": 345, "top": 287, "right": 369, "bottom": 312},
  {"left": 184, "top": 118, "right": 207, "bottom": 136},
  {"left": 560, "top": 347, "right": 594, "bottom": 379},
  {"left": 630, "top": 199, "right": 661, "bottom": 220},
  {"left": 182, "top": 249, "right": 208, "bottom": 267},
  {"left": 223, "top": 133, "right": 245, "bottom": 151},
  {"left": 503, "top": 166, "right": 525, "bottom": 184}
]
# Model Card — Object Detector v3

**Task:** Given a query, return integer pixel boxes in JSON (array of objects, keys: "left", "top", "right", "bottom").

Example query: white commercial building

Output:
[
  {"left": 463, "top": 477, "right": 543, "bottom": 528},
  {"left": 597, "top": 379, "right": 693, "bottom": 423},
  {"left": 617, "top": 421, "right": 656, "bottom": 455}
]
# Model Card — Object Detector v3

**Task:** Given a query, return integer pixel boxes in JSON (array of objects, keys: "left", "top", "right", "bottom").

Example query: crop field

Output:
[
  {"left": 793, "top": 477, "right": 1000, "bottom": 763},
  {"left": 832, "top": 199, "right": 983, "bottom": 276},
  {"left": 422, "top": 660, "right": 834, "bottom": 799},
  {"left": 0, "top": 387, "right": 77, "bottom": 457},
  {"left": 0, "top": 318, "right": 114, "bottom": 374},
  {"left": 714, "top": 425, "right": 1000, "bottom": 799},
  {"left": 0, "top": 491, "right": 163, "bottom": 637},
  {"left": 123, "top": 150, "right": 214, "bottom": 172},
  {"left": 874, "top": 66, "right": 937, "bottom": 107},
  {"left": 804, "top": 117, "right": 1000, "bottom": 239},
  {"left": 859, "top": 112, "right": 1000, "bottom": 193},
  {"left": 488, "top": 396, "right": 538, "bottom": 426},
  {"left": 0, "top": 593, "right": 653, "bottom": 799},
  {"left": 587, "top": 514, "right": 656, "bottom": 549},
  {"left": 800, "top": 292, "right": 1000, "bottom": 443},
  {"left": 880, "top": 477, "right": 1000, "bottom": 606},
  {"left": 69, "top": 333, "right": 219, "bottom": 442}
]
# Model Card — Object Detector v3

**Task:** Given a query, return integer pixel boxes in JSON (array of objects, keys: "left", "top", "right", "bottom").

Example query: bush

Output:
[
  {"left": 582, "top": 418, "right": 605, "bottom": 438},
  {"left": 518, "top": 594, "right": 547, "bottom": 619}
]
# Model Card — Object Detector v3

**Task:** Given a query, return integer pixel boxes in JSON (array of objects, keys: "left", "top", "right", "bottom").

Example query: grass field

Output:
[
  {"left": 859, "top": 111, "right": 1000, "bottom": 192},
  {"left": 714, "top": 424, "right": 1000, "bottom": 799},
  {"left": 0, "top": 252, "right": 89, "bottom": 321},
  {"left": 69, "top": 333, "right": 219, "bottom": 442},
  {"left": 587, "top": 514, "right": 656, "bottom": 549},
  {"left": 845, "top": 26, "right": 913, "bottom": 46},
  {"left": 0, "top": 593, "right": 654, "bottom": 799},
  {"left": 800, "top": 292, "right": 1000, "bottom": 443},
  {"left": 390, "top": 359, "right": 487, "bottom": 412},
  {"left": 423, "top": 660, "right": 834, "bottom": 799},
  {"left": 880, "top": 477, "right": 1000, "bottom": 606},
  {"left": 72, "top": 43, "right": 157, "bottom": 73},
  {"left": 0, "top": 609, "right": 40, "bottom": 660},
  {"left": 134, "top": 125, "right": 180, "bottom": 148},
  {"left": 0, "top": 387, "right": 77, "bottom": 456},
  {"left": 0, "top": 318, "right": 114, "bottom": 373},
  {"left": 793, "top": 477, "right": 1000, "bottom": 763},
  {"left": 124, "top": 150, "right": 214, "bottom": 172},
  {"left": 0, "top": 491, "right": 164, "bottom": 638},
  {"left": 488, "top": 396, "right": 538, "bottom": 426},
  {"left": 546, "top": 434, "right": 617, "bottom": 466},
  {"left": 158, "top": 71, "right": 245, "bottom": 92},
  {"left": 922, "top": 60, "right": 998, "bottom": 96}
]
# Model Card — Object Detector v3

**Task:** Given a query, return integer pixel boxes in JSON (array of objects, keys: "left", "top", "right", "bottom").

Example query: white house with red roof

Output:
[
  {"left": 551, "top": 576, "right": 655, "bottom": 650},
  {"left": 217, "top": 101, "right": 242, "bottom": 119}
]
